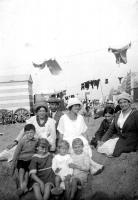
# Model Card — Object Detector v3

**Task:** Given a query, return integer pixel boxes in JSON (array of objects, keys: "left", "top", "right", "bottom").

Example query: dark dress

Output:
[
  {"left": 29, "top": 153, "right": 55, "bottom": 185},
  {"left": 102, "top": 110, "right": 138, "bottom": 157},
  {"left": 90, "top": 119, "right": 111, "bottom": 147}
]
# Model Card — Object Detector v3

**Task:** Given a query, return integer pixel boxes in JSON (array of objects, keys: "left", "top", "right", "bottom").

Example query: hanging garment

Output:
[
  {"left": 93, "top": 79, "right": 100, "bottom": 89},
  {"left": 84, "top": 81, "right": 90, "bottom": 90},
  {"left": 33, "top": 59, "right": 62, "bottom": 75},
  {"left": 81, "top": 83, "right": 85, "bottom": 90},
  {"left": 108, "top": 43, "right": 131, "bottom": 64},
  {"left": 105, "top": 79, "right": 108, "bottom": 84},
  {"left": 46, "top": 59, "right": 62, "bottom": 75},
  {"left": 90, "top": 80, "right": 94, "bottom": 89},
  {"left": 32, "top": 61, "right": 46, "bottom": 69},
  {"left": 118, "top": 77, "right": 123, "bottom": 84}
]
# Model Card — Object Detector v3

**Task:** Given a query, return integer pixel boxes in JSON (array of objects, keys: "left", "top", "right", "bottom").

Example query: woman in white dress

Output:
[
  {"left": 57, "top": 97, "right": 104, "bottom": 174},
  {"left": 0, "top": 101, "right": 56, "bottom": 162}
]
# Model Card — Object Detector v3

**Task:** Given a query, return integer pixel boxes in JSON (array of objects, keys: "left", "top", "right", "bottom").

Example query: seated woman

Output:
[
  {"left": 97, "top": 92, "right": 138, "bottom": 157},
  {"left": 90, "top": 106, "right": 115, "bottom": 148},
  {"left": 57, "top": 97, "right": 104, "bottom": 175},
  {"left": 0, "top": 101, "right": 56, "bottom": 162}
]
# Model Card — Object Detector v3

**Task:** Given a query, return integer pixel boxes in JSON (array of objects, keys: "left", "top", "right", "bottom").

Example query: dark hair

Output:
[
  {"left": 103, "top": 106, "right": 114, "bottom": 116},
  {"left": 37, "top": 138, "right": 51, "bottom": 151},
  {"left": 24, "top": 124, "right": 36, "bottom": 132},
  {"left": 35, "top": 106, "right": 48, "bottom": 113}
]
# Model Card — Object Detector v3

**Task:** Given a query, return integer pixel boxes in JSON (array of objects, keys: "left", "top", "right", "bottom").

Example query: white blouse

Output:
[{"left": 117, "top": 110, "right": 132, "bottom": 129}]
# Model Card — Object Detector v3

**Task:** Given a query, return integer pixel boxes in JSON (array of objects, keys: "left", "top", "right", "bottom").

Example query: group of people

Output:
[
  {"left": 0, "top": 96, "right": 103, "bottom": 200},
  {"left": 0, "top": 91, "right": 138, "bottom": 200},
  {"left": 91, "top": 92, "right": 138, "bottom": 157}
]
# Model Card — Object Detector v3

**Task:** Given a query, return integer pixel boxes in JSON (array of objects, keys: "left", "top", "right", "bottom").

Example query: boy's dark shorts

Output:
[{"left": 17, "top": 160, "right": 31, "bottom": 172}]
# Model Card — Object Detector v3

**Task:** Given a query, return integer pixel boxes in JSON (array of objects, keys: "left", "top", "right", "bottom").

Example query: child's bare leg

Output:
[
  {"left": 55, "top": 175, "right": 61, "bottom": 187},
  {"left": 64, "top": 179, "right": 71, "bottom": 200},
  {"left": 22, "top": 171, "right": 29, "bottom": 192},
  {"left": 33, "top": 183, "right": 43, "bottom": 200},
  {"left": 43, "top": 183, "right": 53, "bottom": 200},
  {"left": 70, "top": 178, "right": 79, "bottom": 200},
  {"left": 18, "top": 168, "right": 25, "bottom": 189}
]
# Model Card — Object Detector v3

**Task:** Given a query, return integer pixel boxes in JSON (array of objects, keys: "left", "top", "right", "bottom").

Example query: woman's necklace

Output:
[{"left": 36, "top": 116, "right": 48, "bottom": 127}]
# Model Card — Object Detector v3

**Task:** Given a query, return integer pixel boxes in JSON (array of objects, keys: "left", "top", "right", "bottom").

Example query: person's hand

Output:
[
  {"left": 39, "top": 181, "right": 45, "bottom": 194},
  {"left": 97, "top": 141, "right": 104, "bottom": 148},
  {"left": 68, "top": 163, "right": 77, "bottom": 169},
  {"left": 7, "top": 141, "right": 17, "bottom": 150},
  {"left": 55, "top": 168, "right": 61, "bottom": 174}
]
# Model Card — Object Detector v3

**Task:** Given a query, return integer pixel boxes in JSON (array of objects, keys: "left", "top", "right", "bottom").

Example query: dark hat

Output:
[
  {"left": 48, "top": 97, "right": 61, "bottom": 104},
  {"left": 34, "top": 101, "right": 48, "bottom": 112}
]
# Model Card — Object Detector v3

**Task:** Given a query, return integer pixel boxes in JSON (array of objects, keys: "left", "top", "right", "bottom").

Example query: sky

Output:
[{"left": 0, "top": 0, "right": 138, "bottom": 100}]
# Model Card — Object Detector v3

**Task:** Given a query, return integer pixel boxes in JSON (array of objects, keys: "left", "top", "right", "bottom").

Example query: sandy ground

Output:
[{"left": 0, "top": 117, "right": 138, "bottom": 200}]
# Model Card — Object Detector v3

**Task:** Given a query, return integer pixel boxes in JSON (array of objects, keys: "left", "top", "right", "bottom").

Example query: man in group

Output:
[{"left": 48, "top": 97, "right": 64, "bottom": 147}]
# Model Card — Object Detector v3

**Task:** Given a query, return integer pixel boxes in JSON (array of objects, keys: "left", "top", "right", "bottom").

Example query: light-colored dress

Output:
[
  {"left": 52, "top": 154, "right": 73, "bottom": 180},
  {"left": 57, "top": 114, "right": 92, "bottom": 157},
  {"left": 25, "top": 116, "right": 56, "bottom": 149},
  {"left": 0, "top": 116, "right": 56, "bottom": 162}
]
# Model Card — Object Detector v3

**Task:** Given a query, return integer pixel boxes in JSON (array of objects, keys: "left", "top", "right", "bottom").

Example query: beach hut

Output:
[{"left": 0, "top": 74, "right": 33, "bottom": 123}]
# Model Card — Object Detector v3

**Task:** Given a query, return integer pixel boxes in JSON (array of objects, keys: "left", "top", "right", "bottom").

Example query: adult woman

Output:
[
  {"left": 91, "top": 106, "right": 114, "bottom": 148},
  {"left": 98, "top": 92, "right": 138, "bottom": 157},
  {"left": 57, "top": 97, "right": 91, "bottom": 156},
  {"left": 0, "top": 101, "right": 56, "bottom": 162},
  {"left": 57, "top": 97, "right": 104, "bottom": 174}
]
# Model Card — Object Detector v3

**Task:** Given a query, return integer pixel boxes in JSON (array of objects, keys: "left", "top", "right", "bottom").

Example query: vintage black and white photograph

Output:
[{"left": 0, "top": 0, "right": 138, "bottom": 200}]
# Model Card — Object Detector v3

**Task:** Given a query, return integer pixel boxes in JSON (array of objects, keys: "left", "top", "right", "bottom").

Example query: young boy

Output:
[
  {"left": 69, "top": 138, "right": 91, "bottom": 200},
  {"left": 11, "top": 124, "right": 37, "bottom": 195}
]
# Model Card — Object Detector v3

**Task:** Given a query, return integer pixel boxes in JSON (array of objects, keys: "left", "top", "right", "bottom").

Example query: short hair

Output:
[
  {"left": 58, "top": 140, "right": 70, "bottom": 150},
  {"left": 24, "top": 124, "right": 36, "bottom": 132},
  {"left": 35, "top": 106, "right": 48, "bottom": 113},
  {"left": 37, "top": 138, "right": 51, "bottom": 151},
  {"left": 72, "top": 138, "right": 84, "bottom": 147},
  {"left": 103, "top": 106, "right": 114, "bottom": 116}
]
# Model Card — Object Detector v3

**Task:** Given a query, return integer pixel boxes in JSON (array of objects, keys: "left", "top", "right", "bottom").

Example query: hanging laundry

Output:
[
  {"left": 108, "top": 43, "right": 131, "bottom": 64},
  {"left": 46, "top": 59, "right": 62, "bottom": 75},
  {"left": 33, "top": 59, "right": 62, "bottom": 75},
  {"left": 118, "top": 77, "right": 123, "bottom": 84},
  {"left": 90, "top": 80, "right": 94, "bottom": 89},
  {"left": 81, "top": 83, "right": 85, "bottom": 90},
  {"left": 84, "top": 81, "right": 90, "bottom": 90},
  {"left": 105, "top": 79, "right": 108, "bottom": 84},
  {"left": 93, "top": 79, "right": 100, "bottom": 89},
  {"left": 32, "top": 61, "right": 46, "bottom": 69}
]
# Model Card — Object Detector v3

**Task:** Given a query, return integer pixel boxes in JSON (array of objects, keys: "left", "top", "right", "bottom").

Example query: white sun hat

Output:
[
  {"left": 67, "top": 97, "right": 82, "bottom": 109},
  {"left": 117, "top": 92, "right": 132, "bottom": 103}
]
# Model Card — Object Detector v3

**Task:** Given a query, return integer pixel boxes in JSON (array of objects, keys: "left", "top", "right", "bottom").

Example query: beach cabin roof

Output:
[{"left": 0, "top": 74, "right": 33, "bottom": 84}]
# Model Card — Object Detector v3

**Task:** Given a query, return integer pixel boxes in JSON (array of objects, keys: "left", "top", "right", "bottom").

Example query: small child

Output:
[
  {"left": 69, "top": 138, "right": 91, "bottom": 200},
  {"left": 11, "top": 124, "right": 37, "bottom": 195},
  {"left": 52, "top": 140, "right": 73, "bottom": 196},
  {"left": 29, "top": 138, "right": 55, "bottom": 200}
]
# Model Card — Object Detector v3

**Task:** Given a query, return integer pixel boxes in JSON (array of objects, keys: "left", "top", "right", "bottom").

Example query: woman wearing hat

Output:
[
  {"left": 57, "top": 97, "right": 104, "bottom": 174},
  {"left": 0, "top": 101, "right": 56, "bottom": 162},
  {"left": 98, "top": 92, "right": 138, "bottom": 157}
]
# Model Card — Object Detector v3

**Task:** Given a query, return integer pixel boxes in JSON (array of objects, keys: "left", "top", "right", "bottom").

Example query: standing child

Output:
[
  {"left": 52, "top": 140, "right": 73, "bottom": 198},
  {"left": 11, "top": 124, "right": 37, "bottom": 195},
  {"left": 69, "top": 138, "right": 91, "bottom": 200},
  {"left": 29, "top": 138, "right": 55, "bottom": 200}
]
